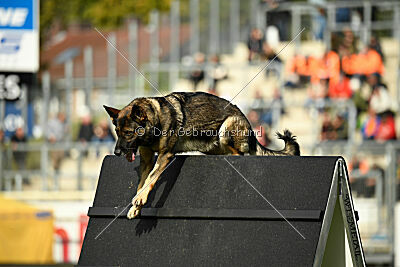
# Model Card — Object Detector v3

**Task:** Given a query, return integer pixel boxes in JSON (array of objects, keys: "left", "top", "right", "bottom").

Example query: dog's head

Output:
[{"left": 104, "top": 103, "right": 148, "bottom": 162}]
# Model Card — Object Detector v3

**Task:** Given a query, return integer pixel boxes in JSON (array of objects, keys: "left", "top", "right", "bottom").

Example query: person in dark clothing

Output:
[
  {"left": 78, "top": 114, "right": 94, "bottom": 157},
  {"left": 208, "top": 54, "right": 228, "bottom": 94},
  {"left": 369, "top": 36, "right": 384, "bottom": 62},
  {"left": 78, "top": 114, "right": 94, "bottom": 143},
  {"left": 11, "top": 127, "right": 29, "bottom": 185},
  {"left": 263, "top": 43, "right": 283, "bottom": 77},
  {"left": 188, "top": 53, "right": 205, "bottom": 91},
  {"left": 247, "top": 28, "right": 264, "bottom": 62}
]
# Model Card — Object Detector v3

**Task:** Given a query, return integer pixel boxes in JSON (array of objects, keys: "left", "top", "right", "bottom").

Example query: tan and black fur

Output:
[{"left": 104, "top": 92, "right": 300, "bottom": 219}]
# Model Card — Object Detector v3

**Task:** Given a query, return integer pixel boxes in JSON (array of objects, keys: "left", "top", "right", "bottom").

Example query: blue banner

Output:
[
  {"left": 3, "top": 101, "right": 34, "bottom": 138},
  {"left": 0, "top": 0, "right": 36, "bottom": 30}
]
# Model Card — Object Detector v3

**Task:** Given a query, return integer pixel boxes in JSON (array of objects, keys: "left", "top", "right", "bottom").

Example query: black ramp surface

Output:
[{"left": 79, "top": 155, "right": 339, "bottom": 267}]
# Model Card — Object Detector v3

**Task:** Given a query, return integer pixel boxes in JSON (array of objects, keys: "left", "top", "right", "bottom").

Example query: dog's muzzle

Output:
[
  {"left": 114, "top": 146, "right": 137, "bottom": 162},
  {"left": 114, "top": 148, "right": 122, "bottom": 156}
]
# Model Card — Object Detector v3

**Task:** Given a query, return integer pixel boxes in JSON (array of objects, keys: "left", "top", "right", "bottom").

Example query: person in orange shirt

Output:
[
  {"left": 324, "top": 50, "right": 340, "bottom": 86},
  {"left": 364, "top": 46, "right": 384, "bottom": 76},
  {"left": 285, "top": 54, "right": 309, "bottom": 87},
  {"left": 308, "top": 55, "right": 324, "bottom": 84}
]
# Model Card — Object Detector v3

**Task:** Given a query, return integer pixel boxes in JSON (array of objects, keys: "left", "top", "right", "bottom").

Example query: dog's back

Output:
[{"left": 162, "top": 92, "right": 300, "bottom": 156}]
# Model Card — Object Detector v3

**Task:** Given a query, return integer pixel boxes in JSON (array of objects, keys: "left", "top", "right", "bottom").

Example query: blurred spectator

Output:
[
  {"left": 328, "top": 75, "right": 352, "bottom": 99},
  {"left": 352, "top": 78, "right": 369, "bottom": 115},
  {"left": 367, "top": 74, "right": 392, "bottom": 115},
  {"left": 362, "top": 45, "right": 384, "bottom": 77},
  {"left": 263, "top": 43, "right": 283, "bottom": 78},
  {"left": 305, "top": 78, "right": 329, "bottom": 112},
  {"left": 247, "top": 28, "right": 264, "bottom": 62},
  {"left": 208, "top": 54, "right": 228, "bottom": 94},
  {"left": 323, "top": 50, "right": 340, "bottom": 88},
  {"left": 78, "top": 113, "right": 95, "bottom": 158},
  {"left": 0, "top": 128, "right": 6, "bottom": 190},
  {"left": 364, "top": 164, "right": 384, "bottom": 198},
  {"left": 93, "top": 119, "right": 115, "bottom": 157},
  {"left": 11, "top": 127, "right": 28, "bottom": 184},
  {"left": 78, "top": 114, "right": 94, "bottom": 143},
  {"left": 47, "top": 112, "right": 67, "bottom": 178},
  {"left": 247, "top": 110, "right": 270, "bottom": 147},
  {"left": 188, "top": 53, "right": 205, "bottom": 91},
  {"left": 320, "top": 111, "right": 348, "bottom": 141},
  {"left": 314, "top": 8, "right": 326, "bottom": 41},
  {"left": 361, "top": 108, "right": 380, "bottom": 140},
  {"left": 0, "top": 128, "right": 4, "bottom": 147},
  {"left": 369, "top": 36, "right": 384, "bottom": 62},
  {"left": 349, "top": 155, "right": 370, "bottom": 196},
  {"left": 341, "top": 44, "right": 383, "bottom": 78},
  {"left": 260, "top": 88, "right": 285, "bottom": 126},
  {"left": 265, "top": 1, "right": 290, "bottom": 41},
  {"left": 93, "top": 119, "right": 115, "bottom": 143},
  {"left": 331, "top": 113, "right": 348, "bottom": 140},
  {"left": 321, "top": 111, "right": 334, "bottom": 140},
  {"left": 285, "top": 54, "right": 309, "bottom": 88},
  {"left": 0, "top": 128, "right": 4, "bottom": 189},
  {"left": 341, "top": 27, "right": 357, "bottom": 54},
  {"left": 251, "top": 90, "right": 265, "bottom": 110},
  {"left": 375, "top": 112, "right": 396, "bottom": 141}
]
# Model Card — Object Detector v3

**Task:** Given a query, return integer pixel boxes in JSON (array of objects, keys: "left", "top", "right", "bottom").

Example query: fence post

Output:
[
  {"left": 394, "top": 4, "right": 400, "bottom": 104},
  {"left": 20, "top": 85, "right": 28, "bottom": 134},
  {"left": 394, "top": 4, "right": 400, "bottom": 40},
  {"left": 129, "top": 20, "right": 138, "bottom": 97},
  {"left": 230, "top": 0, "right": 240, "bottom": 52},
  {"left": 41, "top": 71, "right": 50, "bottom": 191},
  {"left": 348, "top": 101, "right": 357, "bottom": 144},
  {"left": 291, "top": 7, "right": 301, "bottom": 47},
  {"left": 84, "top": 46, "right": 93, "bottom": 113},
  {"left": 385, "top": 143, "right": 396, "bottom": 259},
  {"left": 256, "top": 1, "right": 265, "bottom": 31},
  {"left": 362, "top": 1, "right": 371, "bottom": 45},
  {"left": 169, "top": 1, "right": 180, "bottom": 91},
  {"left": 149, "top": 11, "right": 159, "bottom": 94},
  {"left": 65, "top": 59, "right": 73, "bottom": 143},
  {"left": 209, "top": 0, "right": 220, "bottom": 55},
  {"left": 0, "top": 93, "right": 4, "bottom": 190},
  {"left": 77, "top": 144, "right": 83, "bottom": 191},
  {"left": 249, "top": 0, "right": 257, "bottom": 28},
  {"left": 190, "top": 0, "right": 200, "bottom": 54},
  {"left": 0, "top": 124, "right": 2, "bottom": 190},
  {"left": 107, "top": 32, "right": 117, "bottom": 106}
]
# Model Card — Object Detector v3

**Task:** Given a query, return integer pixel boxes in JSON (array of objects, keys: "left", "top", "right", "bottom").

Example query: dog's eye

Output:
[{"left": 124, "top": 131, "right": 134, "bottom": 136}]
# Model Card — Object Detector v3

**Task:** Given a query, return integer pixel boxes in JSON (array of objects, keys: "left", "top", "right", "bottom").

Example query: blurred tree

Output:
[
  {"left": 40, "top": 0, "right": 171, "bottom": 45},
  {"left": 85, "top": 0, "right": 171, "bottom": 28}
]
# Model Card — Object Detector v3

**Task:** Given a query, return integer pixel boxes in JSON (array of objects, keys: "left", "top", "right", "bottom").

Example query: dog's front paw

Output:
[
  {"left": 127, "top": 205, "right": 141, "bottom": 219},
  {"left": 134, "top": 188, "right": 149, "bottom": 206},
  {"left": 127, "top": 188, "right": 150, "bottom": 219}
]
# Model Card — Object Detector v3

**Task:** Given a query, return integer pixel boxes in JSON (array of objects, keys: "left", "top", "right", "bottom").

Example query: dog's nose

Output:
[{"left": 114, "top": 148, "right": 122, "bottom": 156}]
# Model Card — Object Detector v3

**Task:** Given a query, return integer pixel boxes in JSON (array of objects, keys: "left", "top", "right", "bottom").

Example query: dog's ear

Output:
[
  {"left": 103, "top": 105, "right": 120, "bottom": 120},
  {"left": 130, "top": 105, "right": 147, "bottom": 123}
]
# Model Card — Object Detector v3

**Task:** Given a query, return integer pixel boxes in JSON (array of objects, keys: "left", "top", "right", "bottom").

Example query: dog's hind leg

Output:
[
  {"left": 127, "top": 152, "right": 174, "bottom": 219},
  {"left": 225, "top": 145, "right": 241, "bottom": 155},
  {"left": 218, "top": 116, "right": 251, "bottom": 155}
]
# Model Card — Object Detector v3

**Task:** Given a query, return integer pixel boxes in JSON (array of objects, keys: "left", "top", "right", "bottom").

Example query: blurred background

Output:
[{"left": 0, "top": 0, "right": 400, "bottom": 265}]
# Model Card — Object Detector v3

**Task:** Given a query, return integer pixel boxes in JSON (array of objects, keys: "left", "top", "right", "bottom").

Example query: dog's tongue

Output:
[{"left": 132, "top": 153, "right": 135, "bottom": 161}]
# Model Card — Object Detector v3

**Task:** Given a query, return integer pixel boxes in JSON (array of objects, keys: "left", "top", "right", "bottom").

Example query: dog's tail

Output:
[{"left": 255, "top": 129, "right": 300, "bottom": 156}]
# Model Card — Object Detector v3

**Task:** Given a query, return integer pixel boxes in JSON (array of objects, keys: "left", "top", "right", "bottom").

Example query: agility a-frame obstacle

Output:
[
  {"left": 314, "top": 158, "right": 365, "bottom": 267},
  {"left": 78, "top": 156, "right": 366, "bottom": 266}
]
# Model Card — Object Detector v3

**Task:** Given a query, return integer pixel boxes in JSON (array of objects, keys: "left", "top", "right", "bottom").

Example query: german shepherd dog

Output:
[{"left": 104, "top": 92, "right": 300, "bottom": 219}]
